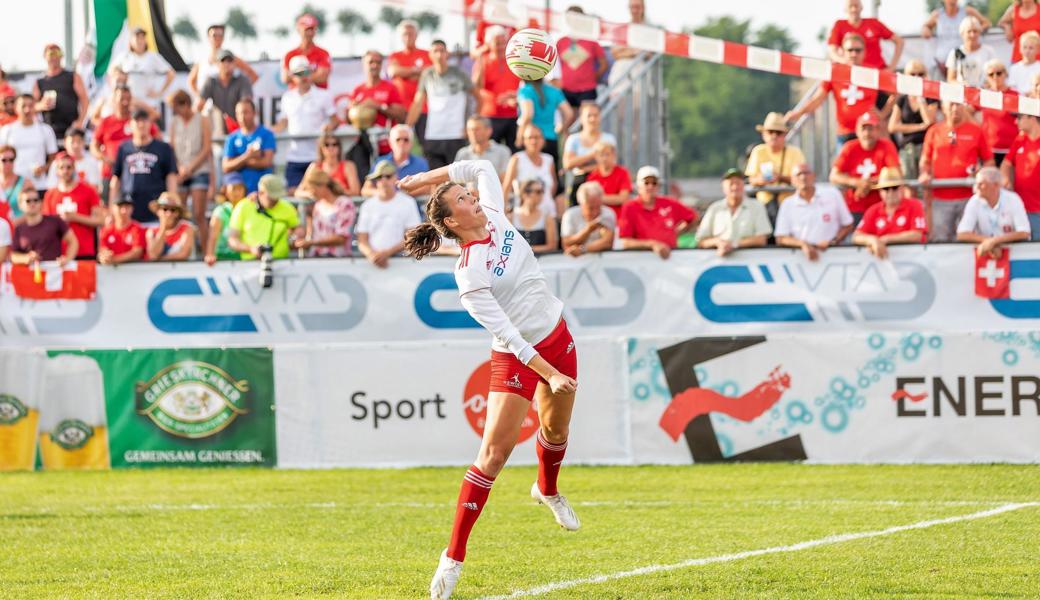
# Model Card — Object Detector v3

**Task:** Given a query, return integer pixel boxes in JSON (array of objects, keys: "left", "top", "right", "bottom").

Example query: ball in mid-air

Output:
[{"left": 505, "top": 28, "right": 558, "bottom": 81}]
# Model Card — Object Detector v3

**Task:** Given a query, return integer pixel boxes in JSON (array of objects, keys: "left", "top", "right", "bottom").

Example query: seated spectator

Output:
[
  {"left": 98, "top": 197, "right": 146, "bottom": 265},
  {"left": 998, "top": 0, "right": 1040, "bottom": 64},
  {"left": 919, "top": 101, "right": 995, "bottom": 242},
  {"left": 830, "top": 111, "right": 900, "bottom": 223},
  {"left": 0, "top": 214, "right": 9, "bottom": 263},
  {"left": 472, "top": 26, "right": 521, "bottom": 151},
  {"left": 145, "top": 192, "right": 195, "bottom": 261},
  {"left": 362, "top": 124, "right": 428, "bottom": 196},
  {"left": 585, "top": 140, "right": 632, "bottom": 217},
  {"left": 204, "top": 172, "right": 248, "bottom": 265},
  {"left": 189, "top": 24, "right": 259, "bottom": 99},
  {"left": 115, "top": 27, "right": 174, "bottom": 110},
  {"left": 1001, "top": 111, "right": 1040, "bottom": 239},
  {"left": 980, "top": 59, "right": 1019, "bottom": 167},
  {"left": 696, "top": 168, "right": 771, "bottom": 256},
  {"left": 9, "top": 188, "right": 78, "bottom": 265},
  {"left": 828, "top": 0, "right": 903, "bottom": 70},
  {"left": 388, "top": 20, "right": 431, "bottom": 141},
  {"left": 1009, "top": 31, "right": 1040, "bottom": 91},
  {"left": 227, "top": 174, "right": 303, "bottom": 261},
  {"left": 618, "top": 166, "right": 697, "bottom": 260},
  {"left": 110, "top": 108, "right": 178, "bottom": 224},
  {"left": 512, "top": 179, "right": 558, "bottom": 254},
  {"left": 349, "top": 50, "right": 407, "bottom": 156},
  {"left": 222, "top": 98, "right": 276, "bottom": 194},
  {"left": 563, "top": 102, "right": 616, "bottom": 207},
  {"left": 168, "top": 90, "right": 213, "bottom": 246},
  {"left": 455, "top": 115, "right": 511, "bottom": 177},
  {"left": 274, "top": 56, "right": 338, "bottom": 192},
  {"left": 561, "top": 181, "right": 616, "bottom": 256},
  {"left": 516, "top": 76, "right": 573, "bottom": 166},
  {"left": 922, "top": 0, "right": 991, "bottom": 78},
  {"left": 197, "top": 49, "right": 254, "bottom": 128},
  {"left": 407, "top": 39, "right": 475, "bottom": 169},
  {"left": 356, "top": 160, "right": 421, "bottom": 269},
  {"left": 956, "top": 166, "right": 1031, "bottom": 255},
  {"left": 282, "top": 13, "right": 332, "bottom": 88},
  {"left": 745, "top": 112, "right": 806, "bottom": 224},
  {"left": 0, "top": 95, "right": 58, "bottom": 195},
  {"left": 775, "top": 163, "right": 854, "bottom": 261},
  {"left": 551, "top": 7, "right": 608, "bottom": 107},
  {"left": 42, "top": 152, "right": 104, "bottom": 259},
  {"left": 0, "top": 145, "right": 35, "bottom": 220},
  {"left": 47, "top": 127, "right": 100, "bottom": 191},
  {"left": 502, "top": 124, "right": 558, "bottom": 216},
  {"left": 888, "top": 61, "right": 938, "bottom": 180},
  {"left": 293, "top": 168, "right": 356, "bottom": 258},
  {"left": 852, "top": 167, "right": 928, "bottom": 258},
  {"left": 304, "top": 133, "right": 360, "bottom": 196},
  {"left": 34, "top": 44, "right": 88, "bottom": 143},
  {"left": 947, "top": 16, "right": 996, "bottom": 88}
]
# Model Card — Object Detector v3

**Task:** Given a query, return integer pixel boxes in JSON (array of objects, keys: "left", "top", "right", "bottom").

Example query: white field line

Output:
[{"left": 478, "top": 502, "right": 1040, "bottom": 600}]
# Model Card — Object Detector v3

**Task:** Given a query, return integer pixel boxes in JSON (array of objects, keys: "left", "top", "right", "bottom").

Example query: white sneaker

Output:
[
  {"left": 531, "top": 482, "right": 581, "bottom": 531},
  {"left": 430, "top": 549, "right": 462, "bottom": 600}
]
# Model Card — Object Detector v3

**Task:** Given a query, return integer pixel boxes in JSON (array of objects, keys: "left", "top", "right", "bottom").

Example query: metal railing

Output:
[{"left": 747, "top": 177, "right": 978, "bottom": 198}]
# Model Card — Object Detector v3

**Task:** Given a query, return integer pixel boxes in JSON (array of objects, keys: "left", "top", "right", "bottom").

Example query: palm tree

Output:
[
  {"left": 411, "top": 11, "right": 441, "bottom": 35},
  {"left": 270, "top": 26, "right": 290, "bottom": 40},
  {"left": 225, "top": 7, "right": 257, "bottom": 58},
  {"left": 378, "top": 7, "right": 405, "bottom": 53},
  {"left": 172, "top": 15, "right": 199, "bottom": 57},
  {"left": 337, "top": 8, "right": 373, "bottom": 56}
]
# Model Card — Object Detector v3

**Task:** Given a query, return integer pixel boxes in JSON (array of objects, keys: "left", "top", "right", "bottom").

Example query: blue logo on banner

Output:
[{"left": 990, "top": 259, "right": 1040, "bottom": 319}]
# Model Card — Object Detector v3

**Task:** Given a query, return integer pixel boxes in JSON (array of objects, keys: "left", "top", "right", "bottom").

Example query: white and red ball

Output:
[{"left": 505, "top": 28, "right": 558, "bottom": 81}]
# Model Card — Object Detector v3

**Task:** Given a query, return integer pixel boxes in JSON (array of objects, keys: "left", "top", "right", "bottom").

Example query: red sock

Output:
[
  {"left": 536, "top": 430, "right": 567, "bottom": 497},
  {"left": 446, "top": 465, "right": 495, "bottom": 562}
]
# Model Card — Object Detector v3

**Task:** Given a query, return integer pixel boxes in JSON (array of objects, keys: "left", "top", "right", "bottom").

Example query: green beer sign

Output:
[{"left": 136, "top": 362, "right": 249, "bottom": 438}]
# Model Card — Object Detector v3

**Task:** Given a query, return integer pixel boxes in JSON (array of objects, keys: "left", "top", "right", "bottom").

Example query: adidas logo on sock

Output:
[{"left": 462, "top": 502, "right": 479, "bottom": 511}]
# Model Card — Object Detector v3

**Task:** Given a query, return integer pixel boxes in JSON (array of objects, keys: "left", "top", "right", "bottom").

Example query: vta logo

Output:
[{"left": 462, "top": 360, "right": 538, "bottom": 441}]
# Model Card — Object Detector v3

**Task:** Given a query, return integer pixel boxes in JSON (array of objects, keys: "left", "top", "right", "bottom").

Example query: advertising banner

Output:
[{"left": 0, "top": 349, "right": 46, "bottom": 471}]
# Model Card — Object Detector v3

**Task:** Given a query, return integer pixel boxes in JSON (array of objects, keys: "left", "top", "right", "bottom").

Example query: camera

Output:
[{"left": 258, "top": 244, "right": 274, "bottom": 288}]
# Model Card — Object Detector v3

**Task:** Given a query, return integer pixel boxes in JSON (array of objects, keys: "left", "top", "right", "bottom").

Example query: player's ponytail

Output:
[{"left": 405, "top": 181, "right": 460, "bottom": 260}]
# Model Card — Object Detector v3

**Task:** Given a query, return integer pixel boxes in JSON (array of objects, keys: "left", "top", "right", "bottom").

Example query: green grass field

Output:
[{"left": 3, "top": 464, "right": 1039, "bottom": 599}]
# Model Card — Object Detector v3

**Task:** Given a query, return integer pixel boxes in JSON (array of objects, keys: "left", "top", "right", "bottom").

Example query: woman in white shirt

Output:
[
  {"left": 502, "top": 124, "right": 559, "bottom": 217},
  {"left": 946, "top": 16, "right": 997, "bottom": 88}
]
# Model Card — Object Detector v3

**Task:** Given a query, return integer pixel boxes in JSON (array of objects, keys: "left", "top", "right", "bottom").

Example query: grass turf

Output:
[{"left": 2, "top": 464, "right": 1039, "bottom": 599}]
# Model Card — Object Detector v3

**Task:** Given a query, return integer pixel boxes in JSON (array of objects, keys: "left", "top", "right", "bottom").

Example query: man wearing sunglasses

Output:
[
  {"left": 356, "top": 160, "right": 420, "bottom": 269},
  {"left": 9, "top": 188, "right": 78, "bottom": 266},
  {"left": 362, "top": 124, "right": 429, "bottom": 197},
  {"left": 273, "top": 56, "right": 338, "bottom": 194},
  {"left": 746, "top": 112, "right": 805, "bottom": 225},
  {"left": 618, "top": 166, "right": 697, "bottom": 260}
]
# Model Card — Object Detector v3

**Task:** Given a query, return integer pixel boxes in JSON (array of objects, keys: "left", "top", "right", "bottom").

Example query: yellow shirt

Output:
[
  {"left": 744, "top": 143, "right": 805, "bottom": 205},
  {"left": 228, "top": 198, "right": 300, "bottom": 260}
]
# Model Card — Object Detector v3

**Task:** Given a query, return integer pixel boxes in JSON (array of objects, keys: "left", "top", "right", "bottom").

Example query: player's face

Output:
[{"left": 446, "top": 184, "right": 486, "bottom": 231}]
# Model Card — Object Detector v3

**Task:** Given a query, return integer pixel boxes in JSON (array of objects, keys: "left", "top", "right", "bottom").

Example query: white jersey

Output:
[{"left": 450, "top": 160, "right": 564, "bottom": 364}]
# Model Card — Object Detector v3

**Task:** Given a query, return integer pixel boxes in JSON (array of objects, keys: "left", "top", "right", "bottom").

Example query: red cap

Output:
[
  {"left": 857, "top": 111, "right": 880, "bottom": 126},
  {"left": 53, "top": 151, "right": 73, "bottom": 162},
  {"left": 297, "top": 13, "right": 318, "bottom": 28}
]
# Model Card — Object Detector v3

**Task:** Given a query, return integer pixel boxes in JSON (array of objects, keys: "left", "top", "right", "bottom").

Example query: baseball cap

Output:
[
  {"left": 115, "top": 195, "right": 134, "bottom": 205},
  {"left": 131, "top": 107, "right": 151, "bottom": 120},
  {"left": 288, "top": 55, "right": 312, "bottom": 76},
  {"left": 223, "top": 171, "right": 245, "bottom": 187},
  {"left": 636, "top": 165, "right": 661, "bottom": 181},
  {"left": 857, "top": 111, "right": 880, "bottom": 126},
  {"left": 366, "top": 160, "right": 398, "bottom": 181},
  {"left": 258, "top": 174, "right": 287, "bottom": 198},
  {"left": 722, "top": 168, "right": 743, "bottom": 180},
  {"left": 216, "top": 49, "right": 234, "bottom": 62},
  {"left": 297, "top": 13, "right": 318, "bottom": 29}
]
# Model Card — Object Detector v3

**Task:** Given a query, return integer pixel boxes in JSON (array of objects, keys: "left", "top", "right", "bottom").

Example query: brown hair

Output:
[
  {"left": 404, "top": 181, "right": 460, "bottom": 260},
  {"left": 167, "top": 89, "right": 192, "bottom": 107},
  {"left": 316, "top": 133, "right": 341, "bottom": 162},
  {"left": 0, "top": 144, "right": 16, "bottom": 159},
  {"left": 302, "top": 167, "right": 347, "bottom": 197}
]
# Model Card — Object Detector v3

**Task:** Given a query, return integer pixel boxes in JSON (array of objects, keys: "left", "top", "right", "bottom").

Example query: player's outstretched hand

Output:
[
  {"left": 398, "top": 174, "right": 424, "bottom": 195},
  {"left": 548, "top": 373, "right": 577, "bottom": 395}
]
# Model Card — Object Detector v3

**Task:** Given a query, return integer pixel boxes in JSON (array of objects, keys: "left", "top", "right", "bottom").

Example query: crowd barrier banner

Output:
[
  {"left": 6, "top": 245, "right": 1040, "bottom": 348},
  {"left": 0, "top": 349, "right": 47, "bottom": 471}
]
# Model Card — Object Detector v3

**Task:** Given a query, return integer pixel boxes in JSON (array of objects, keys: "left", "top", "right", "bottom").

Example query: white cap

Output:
[
  {"left": 636, "top": 165, "right": 661, "bottom": 181},
  {"left": 288, "top": 55, "right": 311, "bottom": 75}
]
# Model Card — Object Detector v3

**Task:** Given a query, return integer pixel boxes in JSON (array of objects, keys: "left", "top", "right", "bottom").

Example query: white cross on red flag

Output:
[{"left": 975, "top": 249, "right": 1010, "bottom": 299}]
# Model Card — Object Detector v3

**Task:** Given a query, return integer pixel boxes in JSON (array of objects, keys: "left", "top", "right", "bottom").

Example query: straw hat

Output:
[
  {"left": 872, "top": 167, "right": 905, "bottom": 190},
  {"left": 755, "top": 112, "right": 790, "bottom": 133}
]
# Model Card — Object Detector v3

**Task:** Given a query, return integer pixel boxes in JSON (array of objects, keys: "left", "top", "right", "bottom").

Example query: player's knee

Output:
[
  {"left": 477, "top": 446, "right": 512, "bottom": 476},
  {"left": 540, "top": 424, "right": 568, "bottom": 445}
]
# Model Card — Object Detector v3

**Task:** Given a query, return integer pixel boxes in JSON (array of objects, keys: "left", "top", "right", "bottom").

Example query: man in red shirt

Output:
[
  {"left": 618, "top": 166, "right": 697, "bottom": 259},
  {"left": 827, "top": 0, "right": 903, "bottom": 70},
  {"left": 585, "top": 140, "right": 631, "bottom": 217},
  {"left": 350, "top": 50, "right": 407, "bottom": 156},
  {"left": 852, "top": 167, "right": 927, "bottom": 258},
  {"left": 830, "top": 111, "right": 900, "bottom": 222},
  {"left": 1002, "top": 111, "right": 1040, "bottom": 240},
  {"left": 282, "top": 13, "right": 331, "bottom": 89},
  {"left": 919, "top": 101, "right": 995, "bottom": 241},
  {"left": 473, "top": 26, "right": 521, "bottom": 151},
  {"left": 42, "top": 152, "right": 104, "bottom": 259},
  {"left": 97, "top": 197, "right": 145, "bottom": 265},
  {"left": 388, "top": 19, "right": 431, "bottom": 141},
  {"left": 89, "top": 85, "right": 158, "bottom": 198},
  {"left": 551, "top": 7, "right": 608, "bottom": 107}
]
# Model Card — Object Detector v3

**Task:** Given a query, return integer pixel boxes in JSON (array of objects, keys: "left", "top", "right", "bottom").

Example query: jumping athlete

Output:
[{"left": 401, "top": 160, "right": 580, "bottom": 600}]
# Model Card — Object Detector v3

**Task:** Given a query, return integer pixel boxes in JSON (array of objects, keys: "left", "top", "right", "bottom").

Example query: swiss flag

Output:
[
  {"left": 3, "top": 261, "right": 97, "bottom": 300},
  {"left": 975, "top": 249, "right": 1010, "bottom": 299}
]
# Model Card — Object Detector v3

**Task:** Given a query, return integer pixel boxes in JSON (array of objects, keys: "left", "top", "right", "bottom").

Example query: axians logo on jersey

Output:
[
  {"left": 462, "top": 360, "right": 538, "bottom": 441},
  {"left": 493, "top": 230, "right": 516, "bottom": 277},
  {"left": 135, "top": 361, "right": 250, "bottom": 439}
]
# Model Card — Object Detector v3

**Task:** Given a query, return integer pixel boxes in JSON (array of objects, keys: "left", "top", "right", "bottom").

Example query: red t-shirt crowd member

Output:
[
  {"left": 94, "top": 116, "right": 159, "bottom": 179},
  {"left": 556, "top": 38, "right": 605, "bottom": 94},
  {"left": 618, "top": 196, "right": 697, "bottom": 249},
  {"left": 586, "top": 165, "right": 632, "bottom": 217},
  {"left": 833, "top": 138, "right": 900, "bottom": 213},
  {"left": 822, "top": 82, "right": 878, "bottom": 136},
  {"left": 922, "top": 120, "right": 994, "bottom": 200},
  {"left": 981, "top": 90, "right": 1020, "bottom": 153},
  {"left": 42, "top": 181, "right": 101, "bottom": 257},
  {"left": 100, "top": 219, "right": 146, "bottom": 256},
  {"left": 349, "top": 81, "right": 404, "bottom": 155},
  {"left": 389, "top": 48, "right": 432, "bottom": 112},
  {"left": 477, "top": 53, "right": 521, "bottom": 119},
  {"left": 283, "top": 45, "right": 332, "bottom": 89},
  {"left": 1011, "top": 4, "right": 1040, "bottom": 63},
  {"left": 1007, "top": 133, "right": 1040, "bottom": 213},
  {"left": 856, "top": 197, "right": 928, "bottom": 242},
  {"left": 828, "top": 19, "right": 895, "bottom": 69},
  {"left": 148, "top": 220, "right": 193, "bottom": 260}
]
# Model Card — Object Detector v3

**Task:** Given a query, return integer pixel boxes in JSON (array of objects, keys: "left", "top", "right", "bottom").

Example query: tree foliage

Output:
[
  {"left": 225, "top": 7, "right": 257, "bottom": 41},
  {"left": 299, "top": 4, "right": 328, "bottom": 34},
  {"left": 172, "top": 15, "right": 199, "bottom": 43},
  {"left": 379, "top": 6, "right": 405, "bottom": 29},
  {"left": 924, "top": 0, "right": 1012, "bottom": 23},
  {"left": 337, "top": 8, "right": 373, "bottom": 35},
  {"left": 270, "top": 26, "right": 290, "bottom": 39},
  {"left": 411, "top": 11, "right": 441, "bottom": 33}
]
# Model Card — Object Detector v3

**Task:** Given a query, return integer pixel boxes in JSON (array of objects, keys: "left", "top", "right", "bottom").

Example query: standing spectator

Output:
[
  {"left": 408, "top": 40, "right": 475, "bottom": 170},
  {"left": 42, "top": 152, "right": 104, "bottom": 259},
  {"left": 830, "top": 111, "right": 900, "bottom": 223},
  {"left": 561, "top": 181, "right": 616, "bottom": 256},
  {"left": 0, "top": 213, "right": 9, "bottom": 263},
  {"left": 979, "top": 59, "right": 1019, "bottom": 167},
  {"left": 919, "top": 101, "right": 995, "bottom": 242},
  {"left": 516, "top": 77, "right": 573, "bottom": 168},
  {"left": 304, "top": 134, "right": 361, "bottom": 196},
  {"left": 552, "top": 7, "right": 608, "bottom": 107},
  {"left": 0, "top": 66, "right": 14, "bottom": 99},
  {"left": 0, "top": 94, "right": 17, "bottom": 128},
  {"left": 197, "top": 50, "right": 254, "bottom": 127},
  {"left": 696, "top": 168, "right": 771, "bottom": 256},
  {"left": 852, "top": 167, "right": 928, "bottom": 258},
  {"left": 503, "top": 124, "right": 558, "bottom": 216},
  {"left": 923, "top": 0, "right": 991, "bottom": 78},
  {"left": 273, "top": 56, "right": 338, "bottom": 193},
  {"left": 957, "top": 166, "right": 1031, "bottom": 254},
  {"left": 946, "top": 17, "right": 997, "bottom": 88},
  {"left": 356, "top": 160, "right": 421, "bottom": 269},
  {"left": 775, "top": 163, "right": 855, "bottom": 261},
  {"left": 618, "top": 165, "right": 697, "bottom": 260},
  {"left": 97, "top": 197, "right": 146, "bottom": 265},
  {"left": 167, "top": 90, "right": 213, "bottom": 245},
  {"left": 227, "top": 174, "right": 302, "bottom": 261},
  {"left": 110, "top": 108, "right": 178, "bottom": 224},
  {"left": 562, "top": 102, "right": 616, "bottom": 207},
  {"left": 585, "top": 140, "right": 632, "bottom": 217},
  {"left": 90, "top": 86, "right": 159, "bottom": 201},
  {"left": 34, "top": 44, "right": 88, "bottom": 143},
  {"left": 145, "top": 193, "right": 195, "bottom": 261},
  {"left": 0, "top": 145, "right": 35, "bottom": 220},
  {"left": 88, "top": 68, "right": 158, "bottom": 125},
  {"left": 454, "top": 115, "right": 511, "bottom": 177},
  {"left": 1001, "top": 111, "right": 1040, "bottom": 239},
  {"left": 512, "top": 179, "right": 558, "bottom": 254},
  {"left": 188, "top": 24, "right": 258, "bottom": 97},
  {"left": 350, "top": 51, "right": 407, "bottom": 157},
  {"left": 47, "top": 128, "right": 101, "bottom": 191},
  {"left": 1009, "top": 32, "right": 1040, "bottom": 91},
  {"left": 828, "top": 0, "right": 904, "bottom": 70},
  {"left": 389, "top": 20, "right": 432, "bottom": 141},
  {"left": 282, "top": 13, "right": 331, "bottom": 89},
  {"left": 999, "top": 0, "right": 1040, "bottom": 64},
  {"left": 115, "top": 28, "right": 175, "bottom": 110},
  {"left": 10, "top": 188, "right": 77, "bottom": 265},
  {"left": 222, "top": 99, "right": 276, "bottom": 194},
  {"left": 0, "top": 95, "right": 58, "bottom": 196},
  {"left": 362, "top": 125, "right": 429, "bottom": 197},
  {"left": 473, "top": 26, "right": 521, "bottom": 151},
  {"left": 203, "top": 171, "right": 248, "bottom": 265},
  {"left": 745, "top": 112, "right": 806, "bottom": 224},
  {"left": 608, "top": 0, "right": 649, "bottom": 89},
  {"left": 293, "top": 168, "right": 356, "bottom": 258},
  {"left": 888, "top": 61, "right": 938, "bottom": 180}
]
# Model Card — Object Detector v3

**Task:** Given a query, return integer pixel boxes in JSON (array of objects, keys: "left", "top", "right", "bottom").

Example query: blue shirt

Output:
[
  {"left": 518, "top": 83, "right": 567, "bottom": 141},
  {"left": 113, "top": 139, "right": 178, "bottom": 223},
  {"left": 224, "top": 126, "right": 277, "bottom": 193},
  {"left": 370, "top": 153, "right": 429, "bottom": 179}
]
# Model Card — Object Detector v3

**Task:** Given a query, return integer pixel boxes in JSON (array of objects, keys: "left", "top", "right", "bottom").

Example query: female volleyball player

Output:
[{"left": 401, "top": 160, "right": 580, "bottom": 600}]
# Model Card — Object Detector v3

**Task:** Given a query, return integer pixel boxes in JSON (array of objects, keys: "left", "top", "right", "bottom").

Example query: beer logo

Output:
[
  {"left": 462, "top": 361, "right": 538, "bottom": 442},
  {"left": 135, "top": 361, "right": 250, "bottom": 439},
  {"left": 0, "top": 394, "right": 28, "bottom": 425},
  {"left": 51, "top": 419, "right": 94, "bottom": 450}
]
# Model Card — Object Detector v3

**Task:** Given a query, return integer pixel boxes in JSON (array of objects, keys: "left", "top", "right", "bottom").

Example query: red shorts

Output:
[{"left": 489, "top": 319, "right": 578, "bottom": 401}]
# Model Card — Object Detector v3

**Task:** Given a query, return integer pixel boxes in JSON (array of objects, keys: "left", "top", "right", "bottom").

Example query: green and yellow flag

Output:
[{"left": 93, "top": 0, "right": 188, "bottom": 79}]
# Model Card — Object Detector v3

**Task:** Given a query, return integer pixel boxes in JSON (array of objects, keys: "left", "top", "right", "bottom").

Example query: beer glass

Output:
[
  {"left": 0, "top": 350, "right": 45, "bottom": 471},
  {"left": 38, "top": 354, "right": 110, "bottom": 470}
]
